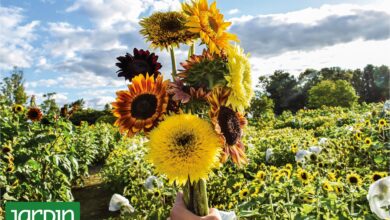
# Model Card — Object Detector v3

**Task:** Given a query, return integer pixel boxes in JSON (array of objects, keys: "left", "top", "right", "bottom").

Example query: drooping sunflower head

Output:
[
  {"left": 116, "top": 48, "right": 162, "bottom": 81},
  {"left": 225, "top": 45, "right": 253, "bottom": 112},
  {"left": 112, "top": 74, "right": 169, "bottom": 137},
  {"left": 300, "top": 188, "right": 316, "bottom": 203},
  {"left": 208, "top": 87, "right": 247, "bottom": 165},
  {"left": 347, "top": 173, "right": 362, "bottom": 186},
  {"left": 178, "top": 49, "right": 228, "bottom": 89},
  {"left": 12, "top": 104, "right": 24, "bottom": 113},
  {"left": 140, "top": 11, "right": 197, "bottom": 50},
  {"left": 27, "top": 107, "right": 43, "bottom": 122},
  {"left": 182, "top": 0, "right": 239, "bottom": 55},
  {"left": 147, "top": 114, "right": 221, "bottom": 185}
]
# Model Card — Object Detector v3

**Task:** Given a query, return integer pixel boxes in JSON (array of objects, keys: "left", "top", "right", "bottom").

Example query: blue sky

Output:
[{"left": 1, "top": 0, "right": 389, "bottom": 108}]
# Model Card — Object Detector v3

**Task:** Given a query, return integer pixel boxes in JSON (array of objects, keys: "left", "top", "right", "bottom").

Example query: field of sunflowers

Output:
[
  {"left": 1, "top": 97, "right": 389, "bottom": 219},
  {"left": 1, "top": 0, "right": 389, "bottom": 219}
]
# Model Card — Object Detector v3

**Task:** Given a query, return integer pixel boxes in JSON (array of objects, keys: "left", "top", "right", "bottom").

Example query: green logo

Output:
[{"left": 5, "top": 202, "right": 80, "bottom": 220}]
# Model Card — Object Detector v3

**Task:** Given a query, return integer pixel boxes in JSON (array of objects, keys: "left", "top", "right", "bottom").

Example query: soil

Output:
[{"left": 72, "top": 165, "right": 120, "bottom": 220}]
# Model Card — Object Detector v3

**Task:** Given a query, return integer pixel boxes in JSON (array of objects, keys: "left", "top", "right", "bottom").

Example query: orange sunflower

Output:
[
  {"left": 208, "top": 87, "right": 247, "bottom": 165},
  {"left": 182, "top": 0, "right": 239, "bottom": 55},
  {"left": 27, "top": 107, "right": 43, "bottom": 122},
  {"left": 112, "top": 73, "right": 169, "bottom": 137}
]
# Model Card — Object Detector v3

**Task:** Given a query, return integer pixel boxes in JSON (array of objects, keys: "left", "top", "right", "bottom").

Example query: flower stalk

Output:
[
  {"left": 170, "top": 46, "right": 177, "bottom": 79},
  {"left": 184, "top": 178, "right": 209, "bottom": 216}
]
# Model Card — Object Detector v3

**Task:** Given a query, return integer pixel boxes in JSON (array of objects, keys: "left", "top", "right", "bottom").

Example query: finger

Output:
[{"left": 174, "top": 192, "right": 185, "bottom": 205}]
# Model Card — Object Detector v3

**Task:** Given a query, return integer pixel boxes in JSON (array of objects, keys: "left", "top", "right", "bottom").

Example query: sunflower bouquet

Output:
[{"left": 112, "top": 0, "right": 253, "bottom": 216}]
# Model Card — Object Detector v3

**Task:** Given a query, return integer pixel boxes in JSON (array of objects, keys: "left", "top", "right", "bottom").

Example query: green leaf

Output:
[{"left": 374, "top": 156, "right": 384, "bottom": 164}]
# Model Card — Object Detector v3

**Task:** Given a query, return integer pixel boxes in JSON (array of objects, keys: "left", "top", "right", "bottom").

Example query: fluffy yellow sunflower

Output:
[
  {"left": 182, "top": 0, "right": 239, "bottom": 55},
  {"left": 112, "top": 74, "right": 169, "bottom": 137},
  {"left": 346, "top": 173, "right": 362, "bottom": 186},
  {"left": 208, "top": 87, "right": 247, "bottom": 165},
  {"left": 140, "top": 11, "right": 197, "bottom": 50},
  {"left": 364, "top": 137, "right": 372, "bottom": 146},
  {"left": 225, "top": 45, "right": 253, "bottom": 112},
  {"left": 12, "top": 104, "right": 24, "bottom": 113},
  {"left": 27, "top": 107, "right": 43, "bottom": 122},
  {"left": 146, "top": 114, "right": 221, "bottom": 185}
]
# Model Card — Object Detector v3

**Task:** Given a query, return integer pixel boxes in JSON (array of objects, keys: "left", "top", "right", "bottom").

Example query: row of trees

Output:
[{"left": 250, "top": 64, "right": 389, "bottom": 115}]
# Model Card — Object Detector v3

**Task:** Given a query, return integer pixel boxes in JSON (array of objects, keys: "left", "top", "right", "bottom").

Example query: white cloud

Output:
[
  {"left": 85, "top": 96, "right": 115, "bottom": 109},
  {"left": 66, "top": 0, "right": 180, "bottom": 29},
  {"left": 230, "top": 4, "right": 390, "bottom": 57},
  {"left": 0, "top": 6, "right": 39, "bottom": 69},
  {"left": 249, "top": 39, "right": 390, "bottom": 79},
  {"left": 228, "top": 9, "right": 240, "bottom": 15}
]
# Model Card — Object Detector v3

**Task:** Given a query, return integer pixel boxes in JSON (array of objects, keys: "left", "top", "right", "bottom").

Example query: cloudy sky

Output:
[{"left": 0, "top": 0, "right": 389, "bottom": 109}]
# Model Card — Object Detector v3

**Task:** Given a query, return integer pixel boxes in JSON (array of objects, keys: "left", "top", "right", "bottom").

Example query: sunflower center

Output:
[
  {"left": 208, "top": 16, "right": 219, "bottom": 32},
  {"left": 161, "top": 17, "right": 182, "bottom": 32},
  {"left": 349, "top": 176, "right": 358, "bottom": 184},
  {"left": 29, "top": 111, "right": 39, "bottom": 118},
  {"left": 218, "top": 106, "right": 241, "bottom": 145},
  {"left": 373, "top": 174, "right": 381, "bottom": 181},
  {"left": 242, "top": 191, "right": 248, "bottom": 196},
  {"left": 131, "top": 94, "right": 158, "bottom": 119},
  {"left": 131, "top": 60, "right": 151, "bottom": 74},
  {"left": 301, "top": 173, "right": 308, "bottom": 180},
  {"left": 175, "top": 133, "right": 195, "bottom": 148}
]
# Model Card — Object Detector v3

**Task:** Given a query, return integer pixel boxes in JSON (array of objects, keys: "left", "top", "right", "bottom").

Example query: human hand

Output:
[{"left": 170, "top": 192, "right": 221, "bottom": 220}]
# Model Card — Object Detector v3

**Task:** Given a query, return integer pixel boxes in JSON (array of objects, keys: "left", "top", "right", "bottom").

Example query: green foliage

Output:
[
  {"left": 41, "top": 92, "right": 60, "bottom": 115},
  {"left": 0, "top": 67, "right": 28, "bottom": 105},
  {"left": 0, "top": 103, "right": 121, "bottom": 207},
  {"left": 258, "top": 65, "right": 389, "bottom": 114},
  {"left": 308, "top": 80, "right": 358, "bottom": 108},
  {"left": 249, "top": 91, "right": 274, "bottom": 118},
  {"left": 70, "top": 109, "right": 112, "bottom": 125}
]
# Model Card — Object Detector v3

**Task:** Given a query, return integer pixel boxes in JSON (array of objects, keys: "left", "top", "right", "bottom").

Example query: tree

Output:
[
  {"left": 308, "top": 80, "right": 358, "bottom": 108},
  {"left": 257, "top": 71, "right": 301, "bottom": 114},
  {"left": 249, "top": 91, "right": 274, "bottom": 118},
  {"left": 0, "top": 67, "right": 28, "bottom": 105},
  {"left": 41, "top": 92, "right": 59, "bottom": 114}
]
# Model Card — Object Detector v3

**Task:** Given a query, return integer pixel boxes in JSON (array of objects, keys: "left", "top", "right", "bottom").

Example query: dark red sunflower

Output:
[
  {"left": 116, "top": 48, "right": 162, "bottom": 81},
  {"left": 208, "top": 87, "right": 247, "bottom": 166},
  {"left": 27, "top": 107, "right": 43, "bottom": 122}
]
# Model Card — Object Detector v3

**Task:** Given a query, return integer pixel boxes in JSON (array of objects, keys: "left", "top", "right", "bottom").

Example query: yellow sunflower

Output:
[
  {"left": 112, "top": 74, "right": 169, "bottom": 137},
  {"left": 364, "top": 137, "right": 372, "bottom": 146},
  {"left": 346, "top": 173, "right": 362, "bottom": 186},
  {"left": 327, "top": 171, "right": 337, "bottom": 181},
  {"left": 378, "top": 119, "right": 387, "bottom": 127},
  {"left": 370, "top": 172, "right": 387, "bottom": 182},
  {"left": 225, "top": 45, "right": 253, "bottom": 112},
  {"left": 333, "top": 182, "right": 344, "bottom": 194},
  {"left": 291, "top": 144, "right": 298, "bottom": 153},
  {"left": 239, "top": 188, "right": 249, "bottom": 200},
  {"left": 355, "top": 131, "right": 362, "bottom": 140},
  {"left": 300, "top": 188, "right": 316, "bottom": 203},
  {"left": 208, "top": 87, "right": 247, "bottom": 165},
  {"left": 255, "top": 171, "right": 266, "bottom": 182},
  {"left": 278, "top": 168, "right": 292, "bottom": 179},
  {"left": 182, "top": 0, "right": 239, "bottom": 55},
  {"left": 146, "top": 114, "right": 221, "bottom": 185},
  {"left": 285, "top": 163, "right": 293, "bottom": 170},
  {"left": 27, "top": 107, "right": 43, "bottom": 122},
  {"left": 12, "top": 104, "right": 24, "bottom": 113},
  {"left": 322, "top": 181, "right": 333, "bottom": 192},
  {"left": 297, "top": 169, "right": 312, "bottom": 184},
  {"left": 139, "top": 11, "right": 197, "bottom": 50}
]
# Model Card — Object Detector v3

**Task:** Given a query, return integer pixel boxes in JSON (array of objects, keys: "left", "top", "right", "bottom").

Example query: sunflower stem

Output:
[
  {"left": 170, "top": 46, "right": 177, "bottom": 79},
  {"left": 183, "top": 178, "right": 209, "bottom": 216},
  {"left": 188, "top": 42, "right": 195, "bottom": 58}
]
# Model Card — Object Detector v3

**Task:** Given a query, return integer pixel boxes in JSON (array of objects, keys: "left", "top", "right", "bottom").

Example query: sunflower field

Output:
[{"left": 1, "top": 0, "right": 390, "bottom": 219}]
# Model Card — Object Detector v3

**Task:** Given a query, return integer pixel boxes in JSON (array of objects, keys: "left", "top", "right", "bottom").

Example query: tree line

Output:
[{"left": 250, "top": 64, "right": 389, "bottom": 116}]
